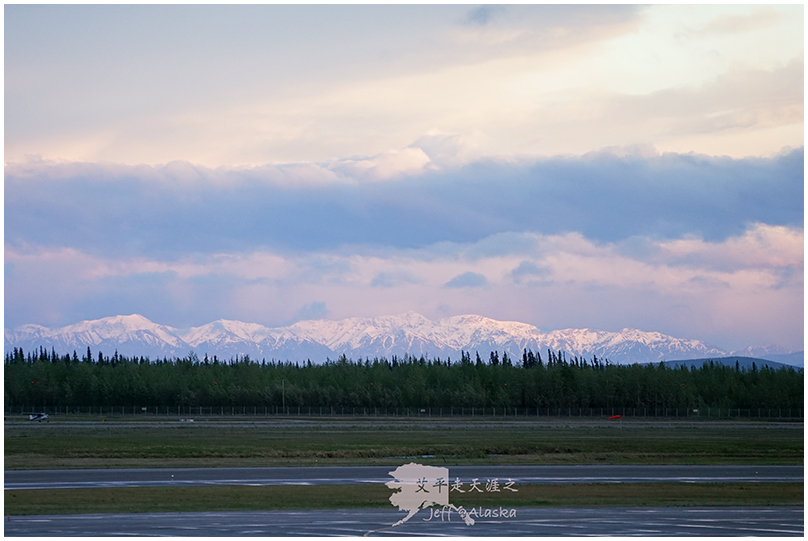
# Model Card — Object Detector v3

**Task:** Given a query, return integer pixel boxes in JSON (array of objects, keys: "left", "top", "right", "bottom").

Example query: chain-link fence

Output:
[{"left": 6, "top": 404, "right": 803, "bottom": 419}]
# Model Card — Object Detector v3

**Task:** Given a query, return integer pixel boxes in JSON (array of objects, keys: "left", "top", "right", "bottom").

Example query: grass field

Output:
[
  {"left": 5, "top": 483, "right": 803, "bottom": 516},
  {"left": 4, "top": 416, "right": 803, "bottom": 469},
  {"left": 6, "top": 416, "right": 802, "bottom": 517}
]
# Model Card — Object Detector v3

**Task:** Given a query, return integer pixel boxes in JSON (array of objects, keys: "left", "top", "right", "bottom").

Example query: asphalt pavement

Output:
[{"left": 4, "top": 506, "right": 803, "bottom": 536}]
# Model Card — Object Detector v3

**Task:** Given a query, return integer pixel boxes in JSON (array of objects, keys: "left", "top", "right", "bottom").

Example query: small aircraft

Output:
[{"left": 28, "top": 413, "right": 49, "bottom": 422}]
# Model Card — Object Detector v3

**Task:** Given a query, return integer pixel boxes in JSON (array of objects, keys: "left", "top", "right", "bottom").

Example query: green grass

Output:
[
  {"left": 4, "top": 483, "right": 802, "bottom": 516},
  {"left": 4, "top": 416, "right": 803, "bottom": 469}
]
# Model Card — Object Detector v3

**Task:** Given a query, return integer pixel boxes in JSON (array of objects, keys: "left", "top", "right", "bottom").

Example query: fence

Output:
[{"left": 5, "top": 405, "right": 804, "bottom": 419}]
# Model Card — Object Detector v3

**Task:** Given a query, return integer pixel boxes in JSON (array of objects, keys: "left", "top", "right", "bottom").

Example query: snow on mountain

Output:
[
  {"left": 183, "top": 319, "right": 274, "bottom": 346},
  {"left": 5, "top": 324, "right": 50, "bottom": 342},
  {"left": 288, "top": 312, "right": 442, "bottom": 359},
  {"left": 545, "top": 328, "right": 727, "bottom": 363},
  {"left": 729, "top": 345, "right": 804, "bottom": 367},
  {"left": 60, "top": 314, "right": 185, "bottom": 348},
  {"left": 3, "top": 312, "right": 795, "bottom": 365},
  {"left": 5, "top": 314, "right": 187, "bottom": 359},
  {"left": 179, "top": 319, "right": 334, "bottom": 361},
  {"left": 731, "top": 344, "right": 791, "bottom": 358}
]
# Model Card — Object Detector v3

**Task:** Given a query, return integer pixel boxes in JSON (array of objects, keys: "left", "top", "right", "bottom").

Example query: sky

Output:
[{"left": 4, "top": 4, "right": 804, "bottom": 353}]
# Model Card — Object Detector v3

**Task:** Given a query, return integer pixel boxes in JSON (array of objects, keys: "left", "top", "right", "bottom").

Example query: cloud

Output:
[
  {"left": 463, "top": 232, "right": 541, "bottom": 260},
  {"left": 5, "top": 149, "right": 802, "bottom": 261},
  {"left": 610, "top": 59, "right": 804, "bottom": 138},
  {"left": 371, "top": 270, "right": 422, "bottom": 288},
  {"left": 5, "top": 222, "right": 802, "bottom": 350},
  {"left": 453, "top": 4, "right": 640, "bottom": 51},
  {"left": 463, "top": 5, "right": 506, "bottom": 27},
  {"left": 650, "top": 223, "right": 804, "bottom": 273},
  {"left": 510, "top": 261, "right": 551, "bottom": 284},
  {"left": 5, "top": 6, "right": 800, "bottom": 167},
  {"left": 688, "top": 6, "right": 784, "bottom": 37},
  {"left": 294, "top": 301, "right": 329, "bottom": 322},
  {"left": 329, "top": 147, "right": 433, "bottom": 180},
  {"left": 293, "top": 256, "right": 354, "bottom": 285},
  {"left": 408, "top": 131, "right": 491, "bottom": 167},
  {"left": 687, "top": 275, "right": 730, "bottom": 289},
  {"left": 4, "top": 5, "right": 646, "bottom": 167},
  {"left": 443, "top": 272, "right": 488, "bottom": 288}
]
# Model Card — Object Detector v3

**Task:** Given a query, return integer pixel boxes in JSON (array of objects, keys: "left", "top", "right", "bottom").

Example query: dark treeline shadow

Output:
[{"left": 5, "top": 347, "right": 803, "bottom": 411}]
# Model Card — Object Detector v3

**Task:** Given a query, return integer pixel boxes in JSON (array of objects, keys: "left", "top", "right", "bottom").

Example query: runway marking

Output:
[{"left": 7, "top": 473, "right": 801, "bottom": 490}]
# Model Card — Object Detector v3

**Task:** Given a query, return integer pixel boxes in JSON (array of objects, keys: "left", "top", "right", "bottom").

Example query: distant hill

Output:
[
  {"left": 729, "top": 346, "right": 804, "bottom": 367},
  {"left": 760, "top": 351, "right": 804, "bottom": 367},
  {"left": 656, "top": 357, "right": 801, "bottom": 371}
]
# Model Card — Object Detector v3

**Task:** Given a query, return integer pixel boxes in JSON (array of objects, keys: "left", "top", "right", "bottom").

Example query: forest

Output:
[{"left": 4, "top": 346, "right": 803, "bottom": 411}]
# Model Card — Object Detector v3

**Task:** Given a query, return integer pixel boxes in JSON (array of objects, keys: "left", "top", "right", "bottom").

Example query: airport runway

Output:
[
  {"left": 4, "top": 506, "right": 803, "bottom": 536},
  {"left": 8, "top": 418, "right": 804, "bottom": 430},
  {"left": 5, "top": 464, "right": 803, "bottom": 490}
]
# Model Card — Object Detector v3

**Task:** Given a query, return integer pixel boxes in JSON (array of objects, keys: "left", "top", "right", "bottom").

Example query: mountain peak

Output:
[
  {"left": 107, "top": 313, "right": 157, "bottom": 327},
  {"left": 5, "top": 313, "right": 799, "bottom": 367},
  {"left": 60, "top": 313, "right": 167, "bottom": 335}
]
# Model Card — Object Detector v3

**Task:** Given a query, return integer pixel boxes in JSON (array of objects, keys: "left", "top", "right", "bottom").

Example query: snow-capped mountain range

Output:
[{"left": 4, "top": 313, "right": 803, "bottom": 366}]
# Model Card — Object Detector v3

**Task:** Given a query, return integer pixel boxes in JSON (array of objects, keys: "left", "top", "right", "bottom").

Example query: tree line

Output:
[{"left": 4, "top": 346, "right": 803, "bottom": 410}]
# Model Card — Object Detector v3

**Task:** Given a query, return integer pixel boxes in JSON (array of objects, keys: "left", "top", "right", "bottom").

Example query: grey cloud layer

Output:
[{"left": 6, "top": 150, "right": 802, "bottom": 259}]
